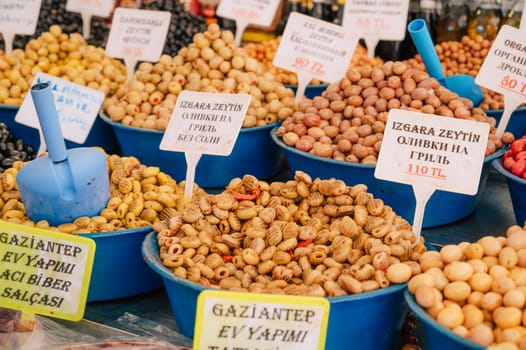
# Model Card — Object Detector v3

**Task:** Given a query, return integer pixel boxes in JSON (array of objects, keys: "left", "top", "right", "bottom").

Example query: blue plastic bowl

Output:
[
  {"left": 285, "top": 84, "right": 329, "bottom": 99},
  {"left": 485, "top": 107, "right": 526, "bottom": 138},
  {"left": 81, "top": 226, "right": 163, "bottom": 302},
  {"left": 0, "top": 104, "right": 120, "bottom": 153},
  {"left": 100, "top": 113, "right": 285, "bottom": 189},
  {"left": 492, "top": 158, "right": 526, "bottom": 226},
  {"left": 142, "top": 231, "right": 409, "bottom": 349},
  {"left": 404, "top": 289, "right": 485, "bottom": 350},
  {"left": 271, "top": 128, "right": 504, "bottom": 228}
]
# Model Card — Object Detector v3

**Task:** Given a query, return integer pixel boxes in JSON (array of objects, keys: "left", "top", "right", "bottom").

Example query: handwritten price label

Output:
[
  {"left": 0, "top": 0, "right": 41, "bottom": 35},
  {"left": 216, "top": 0, "right": 280, "bottom": 27},
  {"left": 273, "top": 12, "right": 358, "bottom": 83},
  {"left": 342, "top": 0, "right": 409, "bottom": 40},
  {"left": 105, "top": 8, "right": 171, "bottom": 63},
  {"left": 375, "top": 109, "right": 489, "bottom": 195},
  {"left": 66, "top": 0, "right": 114, "bottom": 19},
  {"left": 476, "top": 25, "right": 526, "bottom": 101}
]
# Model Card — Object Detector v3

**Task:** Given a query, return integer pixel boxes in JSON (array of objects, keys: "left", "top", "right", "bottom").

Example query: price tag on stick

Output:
[
  {"left": 160, "top": 91, "right": 252, "bottom": 198},
  {"left": 341, "top": 0, "right": 409, "bottom": 58},
  {"left": 66, "top": 0, "right": 114, "bottom": 40},
  {"left": 475, "top": 25, "right": 526, "bottom": 138},
  {"left": 15, "top": 73, "right": 105, "bottom": 155},
  {"left": 375, "top": 109, "right": 490, "bottom": 241},
  {"left": 194, "top": 290, "right": 330, "bottom": 350},
  {"left": 0, "top": 221, "right": 95, "bottom": 321},
  {"left": 105, "top": 8, "right": 171, "bottom": 80},
  {"left": 273, "top": 12, "right": 359, "bottom": 102},
  {"left": 0, "top": 0, "right": 42, "bottom": 53},
  {"left": 216, "top": 0, "right": 281, "bottom": 45}
]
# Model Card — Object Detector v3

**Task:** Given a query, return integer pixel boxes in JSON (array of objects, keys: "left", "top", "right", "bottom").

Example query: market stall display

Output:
[
  {"left": 143, "top": 171, "right": 427, "bottom": 349},
  {"left": 102, "top": 23, "right": 295, "bottom": 188},
  {"left": 405, "top": 223, "right": 526, "bottom": 349}
]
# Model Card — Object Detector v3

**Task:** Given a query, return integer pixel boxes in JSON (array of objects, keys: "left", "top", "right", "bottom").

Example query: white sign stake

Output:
[
  {"left": 216, "top": 0, "right": 281, "bottom": 46},
  {"left": 160, "top": 91, "right": 251, "bottom": 198},
  {"left": 105, "top": 8, "right": 171, "bottom": 80},
  {"left": 66, "top": 0, "right": 114, "bottom": 39},
  {"left": 273, "top": 12, "right": 359, "bottom": 102},
  {"left": 0, "top": 0, "right": 42, "bottom": 53},
  {"left": 475, "top": 25, "right": 526, "bottom": 137},
  {"left": 375, "top": 109, "right": 490, "bottom": 242}
]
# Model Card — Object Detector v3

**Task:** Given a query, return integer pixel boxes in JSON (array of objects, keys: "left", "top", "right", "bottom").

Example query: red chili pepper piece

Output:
[
  {"left": 297, "top": 238, "right": 313, "bottom": 248},
  {"left": 511, "top": 159, "right": 526, "bottom": 177},
  {"left": 231, "top": 188, "right": 261, "bottom": 201},
  {"left": 222, "top": 255, "right": 234, "bottom": 263}
]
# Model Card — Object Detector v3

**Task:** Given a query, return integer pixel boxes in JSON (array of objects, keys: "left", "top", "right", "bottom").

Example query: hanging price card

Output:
[
  {"left": 15, "top": 73, "right": 105, "bottom": 153},
  {"left": 273, "top": 12, "right": 359, "bottom": 101},
  {"left": 0, "top": 0, "right": 42, "bottom": 53},
  {"left": 375, "top": 109, "right": 489, "bottom": 240},
  {"left": 216, "top": 0, "right": 281, "bottom": 45},
  {"left": 475, "top": 25, "right": 526, "bottom": 137},
  {"left": 66, "top": 0, "right": 114, "bottom": 39},
  {"left": 341, "top": 0, "right": 409, "bottom": 57},
  {"left": 160, "top": 91, "right": 251, "bottom": 198},
  {"left": 105, "top": 7, "right": 171, "bottom": 79},
  {"left": 0, "top": 221, "right": 95, "bottom": 321},
  {"left": 194, "top": 290, "right": 330, "bottom": 350}
]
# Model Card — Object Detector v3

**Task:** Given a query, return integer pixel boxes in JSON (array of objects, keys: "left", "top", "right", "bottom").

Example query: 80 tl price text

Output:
[
  {"left": 499, "top": 75, "right": 526, "bottom": 97},
  {"left": 292, "top": 57, "right": 325, "bottom": 75},
  {"left": 233, "top": 7, "right": 259, "bottom": 21}
]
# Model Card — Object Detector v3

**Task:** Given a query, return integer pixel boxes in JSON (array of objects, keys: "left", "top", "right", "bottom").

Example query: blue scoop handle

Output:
[
  {"left": 30, "top": 82, "right": 67, "bottom": 163},
  {"left": 408, "top": 19, "right": 445, "bottom": 84}
]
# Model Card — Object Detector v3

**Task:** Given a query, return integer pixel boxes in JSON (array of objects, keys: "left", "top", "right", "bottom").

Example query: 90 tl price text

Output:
[
  {"left": 499, "top": 75, "right": 526, "bottom": 97},
  {"left": 292, "top": 57, "right": 325, "bottom": 75}
]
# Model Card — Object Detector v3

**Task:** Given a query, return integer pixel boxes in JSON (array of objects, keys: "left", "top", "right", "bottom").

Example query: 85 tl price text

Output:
[
  {"left": 233, "top": 7, "right": 259, "bottom": 21},
  {"left": 292, "top": 57, "right": 325, "bottom": 75},
  {"left": 356, "top": 17, "right": 389, "bottom": 31},
  {"left": 499, "top": 75, "right": 526, "bottom": 97}
]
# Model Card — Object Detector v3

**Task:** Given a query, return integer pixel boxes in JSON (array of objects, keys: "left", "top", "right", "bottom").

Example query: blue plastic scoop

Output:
[
  {"left": 408, "top": 19, "right": 484, "bottom": 106},
  {"left": 16, "top": 82, "right": 110, "bottom": 226}
]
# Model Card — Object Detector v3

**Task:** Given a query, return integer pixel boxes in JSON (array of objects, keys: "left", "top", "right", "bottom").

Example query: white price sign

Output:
[
  {"left": 105, "top": 7, "right": 171, "bottom": 78},
  {"left": 375, "top": 109, "right": 489, "bottom": 195},
  {"left": 15, "top": 73, "right": 105, "bottom": 147},
  {"left": 475, "top": 25, "right": 526, "bottom": 101},
  {"left": 66, "top": 0, "right": 114, "bottom": 19},
  {"left": 0, "top": 0, "right": 42, "bottom": 53},
  {"left": 342, "top": 0, "right": 409, "bottom": 40},
  {"left": 0, "top": 0, "right": 41, "bottom": 35},
  {"left": 273, "top": 12, "right": 358, "bottom": 100},
  {"left": 216, "top": 0, "right": 281, "bottom": 27},
  {"left": 160, "top": 91, "right": 251, "bottom": 198}
]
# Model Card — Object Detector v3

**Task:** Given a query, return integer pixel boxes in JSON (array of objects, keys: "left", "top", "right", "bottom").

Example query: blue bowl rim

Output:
[
  {"left": 99, "top": 112, "right": 280, "bottom": 135},
  {"left": 141, "top": 231, "right": 407, "bottom": 304},
  {"left": 284, "top": 83, "right": 330, "bottom": 90},
  {"left": 80, "top": 225, "right": 151, "bottom": 239},
  {"left": 485, "top": 106, "right": 526, "bottom": 114},
  {"left": 403, "top": 289, "right": 486, "bottom": 350},
  {"left": 0, "top": 104, "right": 19, "bottom": 110},
  {"left": 270, "top": 126, "right": 505, "bottom": 169},
  {"left": 491, "top": 157, "right": 526, "bottom": 186}
]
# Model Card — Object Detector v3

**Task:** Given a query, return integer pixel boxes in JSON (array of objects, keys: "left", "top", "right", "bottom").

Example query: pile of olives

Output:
[{"left": 0, "top": 123, "right": 35, "bottom": 172}]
